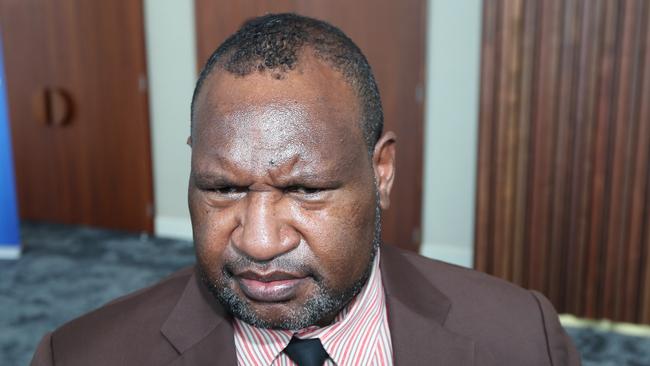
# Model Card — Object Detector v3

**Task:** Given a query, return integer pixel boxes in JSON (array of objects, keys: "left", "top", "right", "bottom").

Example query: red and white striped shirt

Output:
[{"left": 233, "top": 251, "right": 393, "bottom": 365}]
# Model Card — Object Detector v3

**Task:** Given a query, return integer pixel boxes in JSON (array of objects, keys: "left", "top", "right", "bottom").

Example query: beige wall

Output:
[
  {"left": 420, "top": 0, "right": 482, "bottom": 267},
  {"left": 144, "top": 0, "right": 196, "bottom": 239}
]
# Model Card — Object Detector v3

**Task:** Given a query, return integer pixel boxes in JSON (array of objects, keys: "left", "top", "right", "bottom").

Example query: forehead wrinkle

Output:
[
  {"left": 195, "top": 131, "right": 366, "bottom": 188},
  {"left": 192, "top": 153, "right": 248, "bottom": 182},
  {"left": 266, "top": 155, "right": 301, "bottom": 184},
  {"left": 197, "top": 148, "right": 309, "bottom": 184}
]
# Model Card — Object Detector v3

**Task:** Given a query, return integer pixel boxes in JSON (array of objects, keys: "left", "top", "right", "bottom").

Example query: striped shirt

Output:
[{"left": 233, "top": 250, "right": 393, "bottom": 365}]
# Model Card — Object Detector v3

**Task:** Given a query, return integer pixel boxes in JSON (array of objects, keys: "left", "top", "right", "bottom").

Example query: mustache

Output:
[{"left": 222, "top": 253, "right": 317, "bottom": 279}]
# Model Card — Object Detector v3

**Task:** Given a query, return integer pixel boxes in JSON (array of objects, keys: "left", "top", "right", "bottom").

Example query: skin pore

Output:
[{"left": 189, "top": 53, "right": 396, "bottom": 330}]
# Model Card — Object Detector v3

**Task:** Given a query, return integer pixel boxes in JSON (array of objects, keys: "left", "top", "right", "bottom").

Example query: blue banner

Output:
[{"left": 0, "top": 33, "right": 21, "bottom": 259}]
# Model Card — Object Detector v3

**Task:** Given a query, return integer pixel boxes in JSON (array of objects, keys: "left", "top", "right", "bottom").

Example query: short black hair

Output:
[{"left": 190, "top": 13, "right": 383, "bottom": 152}]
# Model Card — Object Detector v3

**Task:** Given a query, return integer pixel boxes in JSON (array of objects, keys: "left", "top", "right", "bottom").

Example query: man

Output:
[{"left": 31, "top": 13, "right": 580, "bottom": 366}]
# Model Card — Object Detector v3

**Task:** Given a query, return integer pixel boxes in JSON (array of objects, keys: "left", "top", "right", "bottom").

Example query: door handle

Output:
[
  {"left": 32, "top": 87, "right": 74, "bottom": 126},
  {"left": 48, "top": 87, "right": 73, "bottom": 126}
]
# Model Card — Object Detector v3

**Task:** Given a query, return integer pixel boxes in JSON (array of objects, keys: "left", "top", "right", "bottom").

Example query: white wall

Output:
[
  {"left": 144, "top": 0, "right": 197, "bottom": 240},
  {"left": 419, "top": 0, "right": 482, "bottom": 268}
]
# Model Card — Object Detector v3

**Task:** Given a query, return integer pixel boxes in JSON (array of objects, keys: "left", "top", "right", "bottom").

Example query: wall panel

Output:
[{"left": 476, "top": 0, "right": 650, "bottom": 323}]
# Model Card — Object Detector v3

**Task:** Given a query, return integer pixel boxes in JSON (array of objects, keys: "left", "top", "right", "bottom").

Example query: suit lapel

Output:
[
  {"left": 161, "top": 270, "right": 237, "bottom": 365},
  {"left": 380, "top": 245, "right": 476, "bottom": 366},
  {"left": 164, "top": 323, "right": 237, "bottom": 366}
]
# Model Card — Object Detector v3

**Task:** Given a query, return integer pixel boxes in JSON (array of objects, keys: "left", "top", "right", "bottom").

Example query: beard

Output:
[{"left": 198, "top": 200, "right": 382, "bottom": 330}]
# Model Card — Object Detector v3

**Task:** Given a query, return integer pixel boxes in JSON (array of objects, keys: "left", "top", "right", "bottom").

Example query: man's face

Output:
[{"left": 189, "top": 57, "right": 394, "bottom": 330}]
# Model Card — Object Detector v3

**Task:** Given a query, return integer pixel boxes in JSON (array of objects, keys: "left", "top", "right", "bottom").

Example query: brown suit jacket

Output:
[{"left": 31, "top": 245, "right": 580, "bottom": 365}]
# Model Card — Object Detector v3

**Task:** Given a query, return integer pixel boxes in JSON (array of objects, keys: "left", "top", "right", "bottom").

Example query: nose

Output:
[{"left": 232, "top": 191, "right": 300, "bottom": 261}]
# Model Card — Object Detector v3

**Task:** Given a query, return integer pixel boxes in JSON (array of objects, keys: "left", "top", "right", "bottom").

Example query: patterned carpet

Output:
[
  {"left": 565, "top": 324, "right": 650, "bottom": 366},
  {"left": 1, "top": 222, "right": 649, "bottom": 365}
]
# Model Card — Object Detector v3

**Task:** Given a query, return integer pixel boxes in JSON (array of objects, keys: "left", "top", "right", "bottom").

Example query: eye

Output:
[
  {"left": 207, "top": 186, "right": 247, "bottom": 199},
  {"left": 215, "top": 186, "right": 245, "bottom": 194},
  {"left": 285, "top": 185, "right": 324, "bottom": 196}
]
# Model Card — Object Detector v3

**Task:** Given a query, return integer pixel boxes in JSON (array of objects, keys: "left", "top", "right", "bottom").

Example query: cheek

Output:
[
  {"left": 296, "top": 196, "right": 376, "bottom": 282},
  {"left": 189, "top": 193, "right": 237, "bottom": 272}
]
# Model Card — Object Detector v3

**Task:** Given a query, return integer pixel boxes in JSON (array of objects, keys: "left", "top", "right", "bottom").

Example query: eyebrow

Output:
[
  {"left": 193, "top": 153, "right": 347, "bottom": 186},
  {"left": 191, "top": 170, "right": 342, "bottom": 189},
  {"left": 192, "top": 172, "right": 240, "bottom": 187}
]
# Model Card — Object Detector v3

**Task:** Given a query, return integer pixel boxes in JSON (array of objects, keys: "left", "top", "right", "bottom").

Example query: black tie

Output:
[{"left": 283, "top": 336, "right": 329, "bottom": 366}]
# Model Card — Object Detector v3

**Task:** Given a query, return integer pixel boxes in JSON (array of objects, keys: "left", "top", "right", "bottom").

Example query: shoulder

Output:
[
  {"left": 382, "top": 246, "right": 580, "bottom": 365},
  {"left": 397, "top": 248, "right": 535, "bottom": 308},
  {"left": 383, "top": 245, "right": 537, "bottom": 310},
  {"left": 45, "top": 267, "right": 194, "bottom": 365}
]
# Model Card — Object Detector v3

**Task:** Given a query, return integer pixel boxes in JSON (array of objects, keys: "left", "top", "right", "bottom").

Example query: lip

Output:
[{"left": 235, "top": 271, "right": 308, "bottom": 302}]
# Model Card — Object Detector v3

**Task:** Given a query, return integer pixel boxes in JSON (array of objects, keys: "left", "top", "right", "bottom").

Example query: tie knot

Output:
[{"left": 283, "top": 336, "right": 329, "bottom": 366}]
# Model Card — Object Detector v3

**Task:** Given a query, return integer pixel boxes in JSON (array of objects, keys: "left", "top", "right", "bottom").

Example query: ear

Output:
[
  {"left": 186, "top": 135, "right": 192, "bottom": 147},
  {"left": 372, "top": 131, "right": 397, "bottom": 210}
]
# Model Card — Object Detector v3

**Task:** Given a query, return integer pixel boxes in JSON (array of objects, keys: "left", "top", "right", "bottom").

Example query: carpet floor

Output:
[{"left": 1, "top": 222, "right": 649, "bottom": 365}]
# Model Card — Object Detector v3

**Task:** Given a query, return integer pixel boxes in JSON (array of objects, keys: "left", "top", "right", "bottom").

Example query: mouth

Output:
[{"left": 234, "top": 270, "right": 310, "bottom": 303}]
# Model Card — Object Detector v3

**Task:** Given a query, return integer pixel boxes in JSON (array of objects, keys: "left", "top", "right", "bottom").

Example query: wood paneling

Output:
[
  {"left": 194, "top": 1, "right": 427, "bottom": 252},
  {"left": 0, "top": 0, "right": 153, "bottom": 233},
  {"left": 476, "top": 0, "right": 650, "bottom": 323}
]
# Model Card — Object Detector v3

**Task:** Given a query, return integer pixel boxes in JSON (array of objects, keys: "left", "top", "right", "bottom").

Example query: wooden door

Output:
[
  {"left": 475, "top": 0, "right": 650, "bottom": 324},
  {"left": 194, "top": 1, "right": 427, "bottom": 252},
  {"left": 0, "top": 0, "right": 153, "bottom": 233}
]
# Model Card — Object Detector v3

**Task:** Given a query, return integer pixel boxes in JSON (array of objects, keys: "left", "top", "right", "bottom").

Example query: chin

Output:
[{"left": 198, "top": 265, "right": 370, "bottom": 330}]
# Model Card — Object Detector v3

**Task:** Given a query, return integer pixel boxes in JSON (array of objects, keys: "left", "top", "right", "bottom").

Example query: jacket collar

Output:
[
  {"left": 161, "top": 271, "right": 237, "bottom": 365},
  {"left": 162, "top": 246, "right": 476, "bottom": 365},
  {"left": 380, "top": 244, "right": 476, "bottom": 365}
]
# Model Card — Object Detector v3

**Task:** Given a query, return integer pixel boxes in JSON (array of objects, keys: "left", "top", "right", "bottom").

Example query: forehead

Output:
[{"left": 192, "top": 58, "right": 367, "bottom": 173}]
